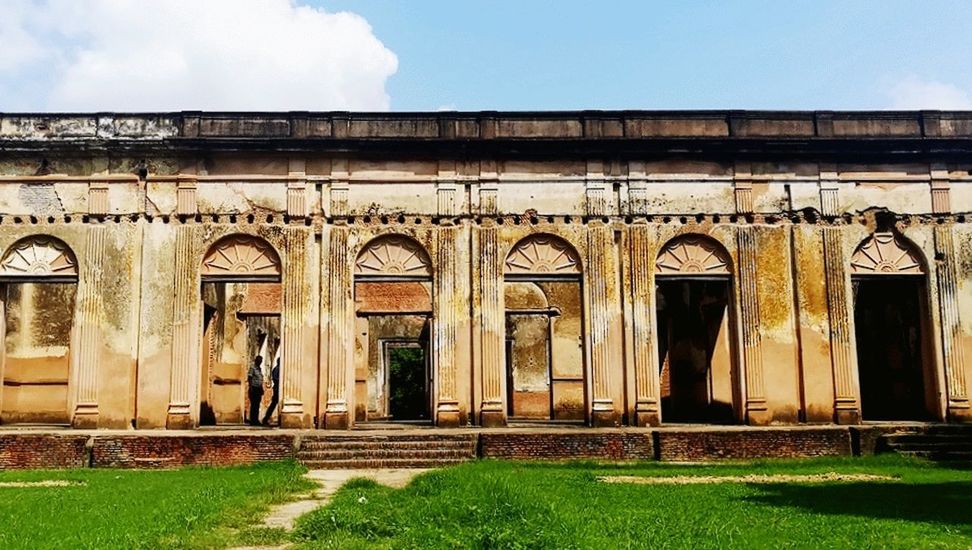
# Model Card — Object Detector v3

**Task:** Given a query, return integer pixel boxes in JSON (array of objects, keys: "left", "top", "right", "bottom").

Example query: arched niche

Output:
[
  {"left": 0, "top": 236, "right": 78, "bottom": 281},
  {"left": 850, "top": 232, "right": 924, "bottom": 275},
  {"left": 653, "top": 233, "right": 737, "bottom": 424},
  {"left": 352, "top": 234, "right": 433, "bottom": 423},
  {"left": 850, "top": 232, "right": 936, "bottom": 421},
  {"left": 354, "top": 235, "right": 432, "bottom": 279},
  {"left": 201, "top": 235, "right": 281, "bottom": 281},
  {"left": 198, "top": 234, "right": 282, "bottom": 427},
  {"left": 0, "top": 236, "right": 79, "bottom": 425},
  {"left": 504, "top": 234, "right": 581, "bottom": 277},
  {"left": 503, "top": 234, "right": 584, "bottom": 422},
  {"left": 655, "top": 234, "right": 731, "bottom": 276}
]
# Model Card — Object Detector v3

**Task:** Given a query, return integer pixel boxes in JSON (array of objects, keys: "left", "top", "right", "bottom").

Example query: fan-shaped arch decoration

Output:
[
  {"left": 0, "top": 236, "right": 78, "bottom": 278},
  {"left": 504, "top": 235, "right": 581, "bottom": 275},
  {"left": 354, "top": 235, "right": 432, "bottom": 278},
  {"left": 655, "top": 235, "right": 731, "bottom": 275},
  {"left": 850, "top": 233, "right": 924, "bottom": 275},
  {"left": 202, "top": 235, "right": 281, "bottom": 279}
]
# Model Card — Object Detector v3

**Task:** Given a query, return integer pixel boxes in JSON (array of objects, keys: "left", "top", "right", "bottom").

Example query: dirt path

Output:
[
  {"left": 231, "top": 468, "right": 429, "bottom": 550},
  {"left": 598, "top": 472, "right": 895, "bottom": 485}
]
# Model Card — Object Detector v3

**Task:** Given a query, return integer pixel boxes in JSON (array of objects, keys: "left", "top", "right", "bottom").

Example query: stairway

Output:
[
  {"left": 879, "top": 426, "right": 972, "bottom": 461},
  {"left": 297, "top": 432, "right": 478, "bottom": 469}
]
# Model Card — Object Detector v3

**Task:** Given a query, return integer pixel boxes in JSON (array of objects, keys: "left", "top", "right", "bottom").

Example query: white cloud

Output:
[
  {"left": 886, "top": 76, "right": 972, "bottom": 110},
  {"left": 0, "top": 0, "right": 398, "bottom": 111}
]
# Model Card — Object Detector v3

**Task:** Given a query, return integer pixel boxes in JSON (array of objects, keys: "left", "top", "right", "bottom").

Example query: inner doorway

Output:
[
  {"left": 654, "top": 235, "right": 738, "bottom": 424},
  {"left": 198, "top": 235, "right": 282, "bottom": 427},
  {"left": 655, "top": 280, "right": 735, "bottom": 423},
  {"left": 853, "top": 279, "right": 931, "bottom": 420},
  {"left": 850, "top": 232, "right": 934, "bottom": 421},
  {"left": 353, "top": 235, "right": 434, "bottom": 424},
  {"left": 385, "top": 341, "right": 429, "bottom": 421}
]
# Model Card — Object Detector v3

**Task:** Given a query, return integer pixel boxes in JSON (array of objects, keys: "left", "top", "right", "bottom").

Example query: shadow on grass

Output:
[{"left": 745, "top": 481, "right": 972, "bottom": 530}]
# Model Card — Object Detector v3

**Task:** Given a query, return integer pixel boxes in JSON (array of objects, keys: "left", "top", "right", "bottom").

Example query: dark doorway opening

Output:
[
  {"left": 386, "top": 343, "right": 428, "bottom": 421},
  {"left": 853, "top": 278, "right": 932, "bottom": 421},
  {"left": 655, "top": 278, "right": 736, "bottom": 424}
]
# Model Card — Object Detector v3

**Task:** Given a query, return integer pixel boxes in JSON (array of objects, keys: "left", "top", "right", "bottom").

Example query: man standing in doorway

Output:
[
  {"left": 262, "top": 356, "right": 280, "bottom": 426},
  {"left": 246, "top": 355, "right": 265, "bottom": 426}
]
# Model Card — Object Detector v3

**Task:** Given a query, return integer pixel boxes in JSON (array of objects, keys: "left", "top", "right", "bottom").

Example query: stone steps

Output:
[
  {"left": 300, "top": 457, "right": 471, "bottom": 469},
  {"left": 879, "top": 427, "right": 972, "bottom": 461},
  {"left": 296, "top": 433, "right": 478, "bottom": 469}
]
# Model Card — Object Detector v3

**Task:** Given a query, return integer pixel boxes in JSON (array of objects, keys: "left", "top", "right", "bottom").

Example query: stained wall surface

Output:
[{"left": 0, "top": 111, "right": 969, "bottom": 429}]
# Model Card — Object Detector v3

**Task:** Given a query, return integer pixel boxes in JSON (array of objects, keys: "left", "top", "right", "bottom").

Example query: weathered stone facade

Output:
[{"left": 0, "top": 110, "right": 970, "bottom": 430}]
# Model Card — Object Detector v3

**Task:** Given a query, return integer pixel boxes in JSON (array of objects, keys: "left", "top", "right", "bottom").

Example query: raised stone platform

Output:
[{"left": 0, "top": 424, "right": 966, "bottom": 469}]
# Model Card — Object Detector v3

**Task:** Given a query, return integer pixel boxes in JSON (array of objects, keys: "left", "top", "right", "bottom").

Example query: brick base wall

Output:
[
  {"left": 0, "top": 434, "right": 88, "bottom": 469},
  {"left": 656, "top": 428, "right": 852, "bottom": 461},
  {"left": 90, "top": 434, "right": 295, "bottom": 468},
  {"left": 480, "top": 432, "right": 653, "bottom": 460}
]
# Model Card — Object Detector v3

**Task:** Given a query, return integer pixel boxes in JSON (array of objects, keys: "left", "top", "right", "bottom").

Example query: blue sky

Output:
[
  {"left": 1, "top": 0, "right": 970, "bottom": 112},
  {"left": 319, "top": 0, "right": 972, "bottom": 111}
]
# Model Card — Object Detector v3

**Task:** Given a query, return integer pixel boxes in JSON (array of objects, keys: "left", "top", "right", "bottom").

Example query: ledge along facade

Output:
[{"left": 0, "top": 109, "right": 970, "bottom": 431}]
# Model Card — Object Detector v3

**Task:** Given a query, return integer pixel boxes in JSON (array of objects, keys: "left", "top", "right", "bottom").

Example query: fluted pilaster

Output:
[
  {"left": 166, "top": 225, "right": 196, "bottom": 428},
  {"left": 822, "top": 226, "right": 860, "bottom": 423},
  {"left": 630, "top": 224, "right": 659, "bottom": 426},
  {"left": 435, "top": 224, "right": 461, "bottom": 426},
  {"left": 72, "top": 226, "right": 106, "bottom": 427},
  {"left": 737, "top": 226, "right": 768, "bottom": 423},
  {"left": 934, "top": 225, "right": 969, "bottom": 415},
  {"left": 588, "top": 223, "right": 616, "bottom": 425},
  {"left": 324, "top": 226, "right": 351, "bottom": 428},
  {"left": 280, "top": 227, "right": 308, "bottom": 426}
]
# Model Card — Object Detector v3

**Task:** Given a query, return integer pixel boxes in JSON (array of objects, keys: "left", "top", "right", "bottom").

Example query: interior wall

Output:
[{"left": 1, "top": 282, "right": 77, "bottom": 424}]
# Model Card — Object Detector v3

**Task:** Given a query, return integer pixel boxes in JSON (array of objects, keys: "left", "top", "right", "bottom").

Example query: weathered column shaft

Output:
[
  {"left": 822, "top": 226, "right": 860, "bottom": 423},
  {"left": 934, "top": 225, "right": 969, "bottom": 413},
  {"left": 435, "top": 223, "right": 461, "bottom": 426},
  {"left": 479, "top": 223, "right": 505, "bottom": 425},
  {"left": 737, "top": 226, "right": 768, "bottom": 423},
  {"left": 629, "top": 224, "right": 659, "bottom": 426},
  {"left": 280, "top": 227, "right": 307, "bottom": 426},
  {"left": 324, "top": 225, "right": 351, "bottom": 428},
  {"left": 167, "top": 225, "right": 196, "bottom": 428},
  {"left": 73, "top": 226, "right": 106, "bottom": 427},
  {"left": 588, "top": 222, "right": 616, "bottom": 425}
]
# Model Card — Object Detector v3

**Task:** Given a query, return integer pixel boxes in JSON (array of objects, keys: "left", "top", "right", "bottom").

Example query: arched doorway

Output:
[
  {"left": 198, "top": 235, "right": 282, "bottom": 427},
  {"left": 503, "top": 234, "right": 585, "bottom": 422},
  {"left": 654, "top": 234, "right": 738, "bottom": 424},
  {"left": 851, "top": 232, "right": 935, "bottom": 420},
  {"left": 353, "top": 235, "right": 433, "bottom": 423},
  {"left": 0, "top": 236, "right": 78, "bottom": 425}
]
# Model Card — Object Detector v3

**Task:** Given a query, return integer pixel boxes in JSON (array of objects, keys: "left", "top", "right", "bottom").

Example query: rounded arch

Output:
[
  {"left": 354, "top": 234, "right": 432, "bottom": 279},
  {"left": 201, "top": 234, "right": 281, "bottom": 281},
  {"left": 504, "top": 234, "right": 581, "bottom": 276},
  {"left": 850, "top": 232, "right": 925, "bottom": 275},
  {"left": 0, "top": 235, "right": 78, "bottom": 280},
  {"left": 655, "top": 234, "right": 731, "bottom": 276}
]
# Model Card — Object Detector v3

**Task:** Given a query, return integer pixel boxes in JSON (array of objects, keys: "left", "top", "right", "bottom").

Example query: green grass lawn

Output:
[
  {"left": 292, "top": 455, "right": 972, "bottom": 550},
  {"left": 0, "top": 460, "right": 313, "bottom": 550}
]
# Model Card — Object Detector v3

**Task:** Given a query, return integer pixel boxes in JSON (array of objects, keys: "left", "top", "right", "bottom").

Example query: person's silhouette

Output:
[
  {"left": 262, "top": 358, "right": 280, "bottom": 426},
  {"left": 246, "top": 355, "right": 264, "bottom": 426}
]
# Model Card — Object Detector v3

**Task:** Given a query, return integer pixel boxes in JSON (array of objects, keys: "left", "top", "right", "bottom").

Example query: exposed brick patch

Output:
[
  {"left": 480, "top": 432, "right": 653, "bottom": 461},
  {"left": 656, "top": 428, "right": 852, "bottom": 461},
  {"left": 0, "top": 434, "right": 88, "bottom": 469},
  {"left": 91, "top": 434, "right": 295, "bottom": 468}
]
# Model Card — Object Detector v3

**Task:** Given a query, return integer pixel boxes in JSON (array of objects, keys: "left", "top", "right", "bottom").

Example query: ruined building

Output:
[{"left": 0, "top": 111, "right": 970, "bottom": 431}]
